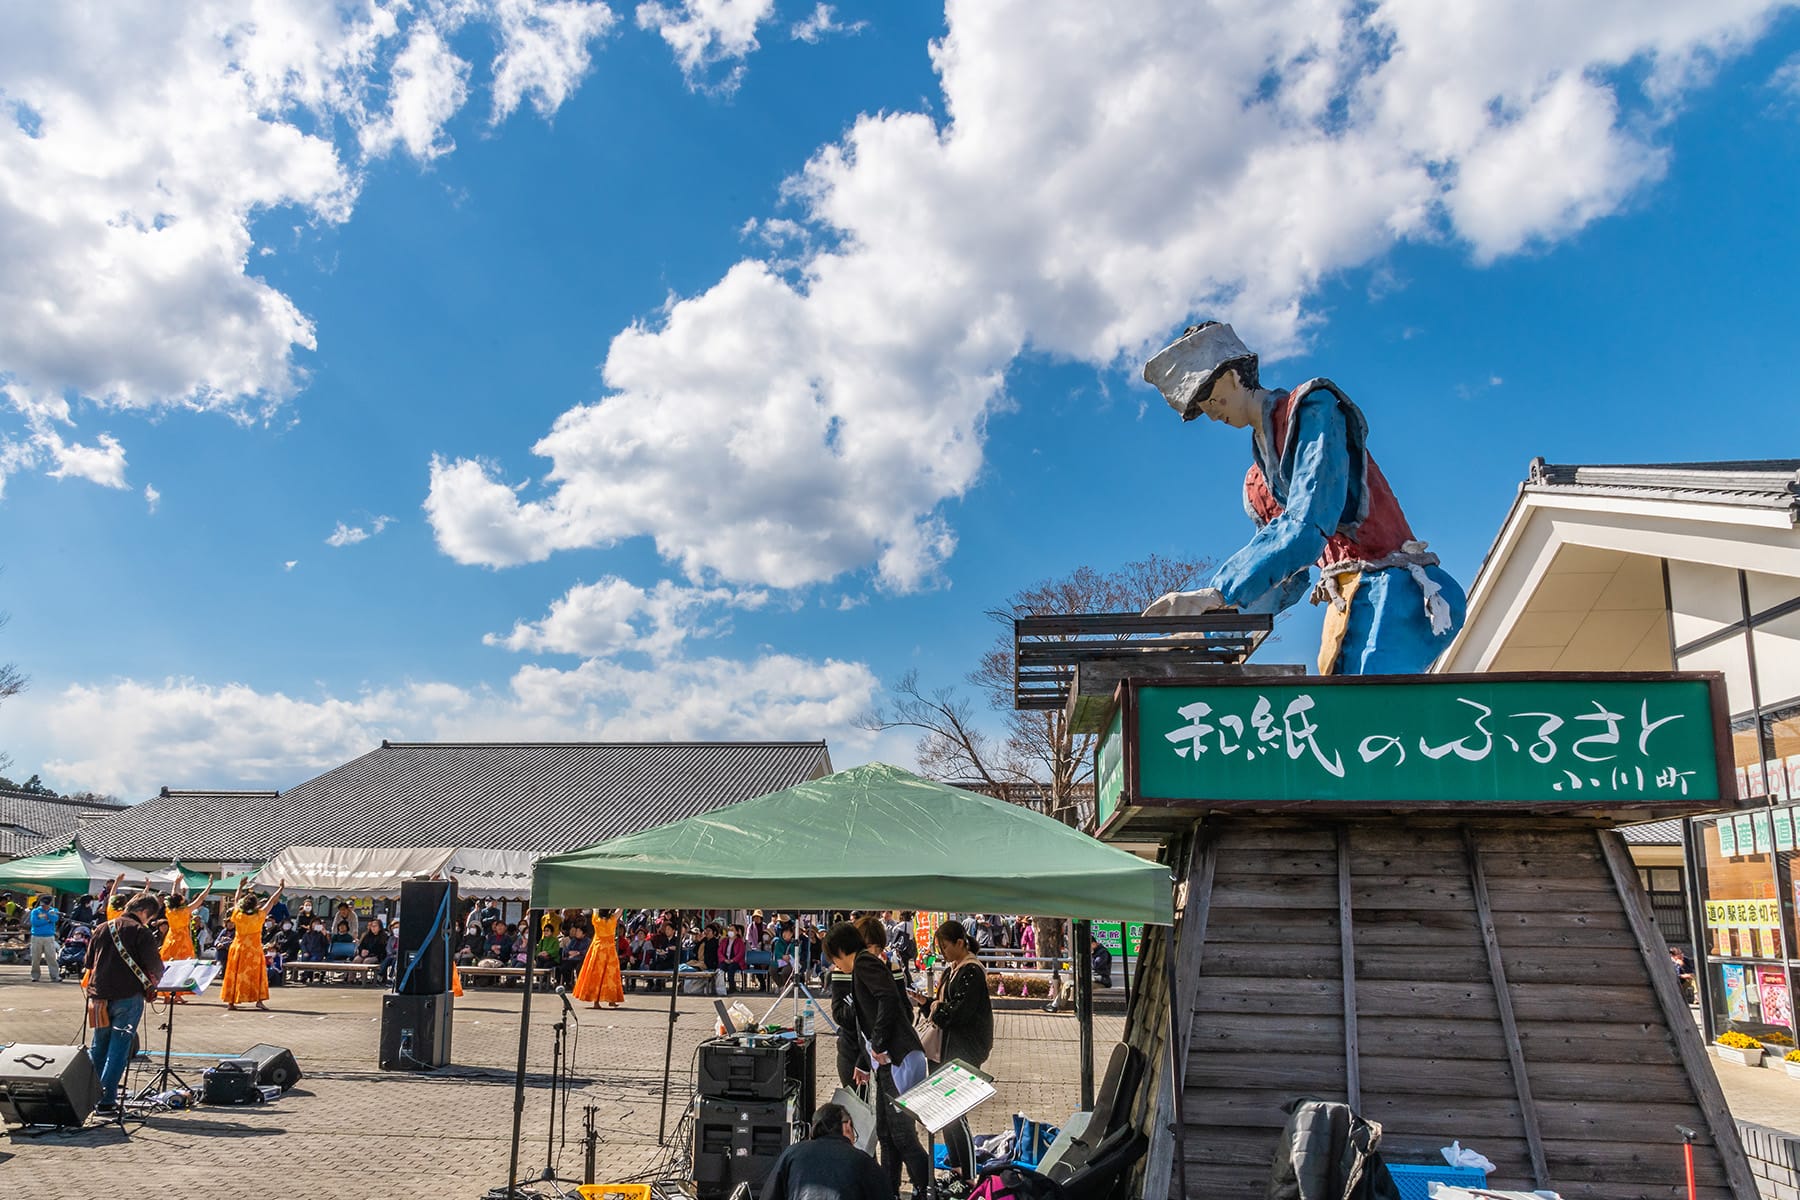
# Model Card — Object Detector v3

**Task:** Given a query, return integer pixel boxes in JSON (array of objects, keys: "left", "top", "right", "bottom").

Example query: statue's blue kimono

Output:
[{"left": 1208, "top": 380, "right": 1466, "bottom": 674}]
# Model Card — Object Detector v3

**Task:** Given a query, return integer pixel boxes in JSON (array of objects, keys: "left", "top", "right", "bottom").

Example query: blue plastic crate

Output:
[{"left": 1384, "top": 1162, "right": 1489, "bottom": 1200}]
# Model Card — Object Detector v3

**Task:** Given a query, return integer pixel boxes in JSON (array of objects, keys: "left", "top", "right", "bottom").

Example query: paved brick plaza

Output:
[{"left": 0, "top": 973, "right": 1117, "bottom": 1199}]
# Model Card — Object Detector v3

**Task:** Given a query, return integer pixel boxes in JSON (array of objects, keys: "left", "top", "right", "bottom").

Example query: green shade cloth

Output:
[
  {"left": 0, "top": 842, "right": 169, "bottom": 893},
  {"left": 531, "top": 763, "right": 1173, "bottom": 924}
]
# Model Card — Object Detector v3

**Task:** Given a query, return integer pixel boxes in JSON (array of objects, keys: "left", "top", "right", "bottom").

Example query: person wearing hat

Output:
[{"left": 1140, "top": 321, "right": 1465, "bottom": 675}]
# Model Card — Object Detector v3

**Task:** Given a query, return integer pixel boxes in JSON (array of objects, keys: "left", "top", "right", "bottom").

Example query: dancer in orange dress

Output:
[
  {"left": 158, "top": 876, "right": 212, "bottom": 1003},
  {"left": 572, "top": 909, "right": 624, "bottom": 1009},
  {"left": 159, "top": 876, "right": 213, "bottom": 962},
  {"left": 220, "top": 880, "right": 284, "bottom": 1011}
]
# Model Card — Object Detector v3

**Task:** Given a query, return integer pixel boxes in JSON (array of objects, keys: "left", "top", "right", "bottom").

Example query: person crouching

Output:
[{"left": 762, "top": 1103, "right": 894, "bottom": 1200}]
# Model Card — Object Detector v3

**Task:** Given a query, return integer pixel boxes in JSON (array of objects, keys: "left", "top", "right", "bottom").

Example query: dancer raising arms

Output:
[
  {"left": 572, "top": 909, "right": 624, "bottom": 1010},
  {"left": 220, "top": 880, "right": 284, "bottom": 1012}
]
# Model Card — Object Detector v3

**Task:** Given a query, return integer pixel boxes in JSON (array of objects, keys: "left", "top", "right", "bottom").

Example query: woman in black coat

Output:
[
  {"left": 825, "top": 921, "right": 929, "bottom": 1197},
  {"left": 912, "top": 919, "right": 994, "bottom": 1181}
]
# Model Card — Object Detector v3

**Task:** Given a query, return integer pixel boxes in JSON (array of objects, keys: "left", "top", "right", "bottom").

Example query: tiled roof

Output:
[
  {"left": 1526, "top": 458, "right": 1800, "bottom": 515},
  {"left": 1619, "top": 818, "right": 1685, "bottom": 846},
  {"left": 33, "top": 741, "right": 833, "bottom": 863},
  {"left": 0, "top": 789, "right": 128, "bottom": 860}
]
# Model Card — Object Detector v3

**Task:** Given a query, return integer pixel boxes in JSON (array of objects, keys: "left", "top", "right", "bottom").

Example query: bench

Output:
[
  {"left": 284, "top": 960, "right": 383, "bottom": 985},
  {"left": 456, "top": 965, "right": 556, "bottom": 990}
]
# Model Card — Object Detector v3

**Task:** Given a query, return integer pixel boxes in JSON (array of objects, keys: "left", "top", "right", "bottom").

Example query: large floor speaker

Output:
[
  {"left": 380, "top": 992, "right": 453, "bottom": 1070},
  {"left": 0, "top": 1043, "right": 99, "bottom": 1128},
  {"left": 241, "top": 1042, "right": 302, "bottom": 1091},
  {"left": 692, "top": 1095, "right": 794, "bottom": 1199},
  {"left": 396, "top": 878, "right": 457, "bottom": 995}
]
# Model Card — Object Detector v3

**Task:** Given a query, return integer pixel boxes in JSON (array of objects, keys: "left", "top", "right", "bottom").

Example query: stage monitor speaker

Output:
[
  {"left": 396, "top": 878, "right": 458, "bottom": 995},
  {"left": 380, "top": 992, "right": 453, "bottom": 1070},
  {"left": 692, "top": 1095, "right": 793, "bottom": 1199},
  {"left": 0, "top": 1043, "right": 99, "bottom": 1128},
  {"left": 241, "top": 1042, "right": 302, "bottom": 1091},
  {"left": 699, "top": 1038, "right": 788, "bottom": 1101}
]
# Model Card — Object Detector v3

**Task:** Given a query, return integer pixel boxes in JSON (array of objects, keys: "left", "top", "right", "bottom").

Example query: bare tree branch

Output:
[{"left": 862, "top": 553, "right": 1211, "bottom": 827}]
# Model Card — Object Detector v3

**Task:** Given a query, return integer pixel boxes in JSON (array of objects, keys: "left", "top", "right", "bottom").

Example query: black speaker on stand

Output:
[{"left": 395, "top": 878, "right": 457, "bottom": 995}]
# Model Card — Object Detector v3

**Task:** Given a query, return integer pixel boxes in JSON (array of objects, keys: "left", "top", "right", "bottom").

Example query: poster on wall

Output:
[
  {"left": 1723, "top": 963, "right": 1750, "bottom": 1020},
  {"left": 1788, "top": 755, "right": 1800, "bottom": 799},
  {"left": 1753, "top": 811, "right": 1774, "bottom": 855},
  {"left": 1757, "top": 967, "right": 1794, "bottom": 1033},
  {"left": 1734, "top": 814, "right": 1757, "bottom": 856},
  {"left": 1771, "top": 762, "right": 1793, "bottom": 803},
  {"left": 1776, "top": 807, "right": 1797, "bottom": 853},
  {"left": 1746, "top": 762, "right": 1768, "bottom": 798},
  {"left": 1718, "top": 818, "right": 1738, "bottom": 857},
  {"left": 913, "top": 912, "right": 943, "bottom": 964}
]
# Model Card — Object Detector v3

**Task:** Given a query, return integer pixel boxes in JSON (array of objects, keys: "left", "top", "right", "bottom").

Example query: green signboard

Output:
[
  {"left": 1096, "top": 710, "right": 1124, "bottom": 827},
  {"left": 1092, "top": 921, "right": 1143, "bottom": 958},
  {"left": 1136, "top": 677, "right": 1720, "bottom": 804}
]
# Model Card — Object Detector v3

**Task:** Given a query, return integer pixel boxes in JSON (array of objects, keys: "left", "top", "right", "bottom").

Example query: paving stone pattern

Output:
[{"left": 0, "top": 974, "right": 1117, "bottom": 1199}]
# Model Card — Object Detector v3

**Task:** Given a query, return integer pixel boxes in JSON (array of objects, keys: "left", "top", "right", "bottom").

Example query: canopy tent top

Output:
[
  {"left": 531, "top": 763, "right": 1173, "bottom": 924},
  {"left": 253, "top": 845, "right": 534, "bottom": 898},
  {"left": 0, "top": 841, "right": 177, "bottom": 894}
]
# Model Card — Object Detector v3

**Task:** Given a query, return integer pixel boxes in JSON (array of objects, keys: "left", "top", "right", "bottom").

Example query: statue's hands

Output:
[{"left": 1143, "top": 587, "right": 1229, "bottom": 618}]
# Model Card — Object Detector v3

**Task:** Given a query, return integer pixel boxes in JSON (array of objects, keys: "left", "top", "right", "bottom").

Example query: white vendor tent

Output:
[{"left": 252, "top": 846, "right": 533, "bottom": 898}]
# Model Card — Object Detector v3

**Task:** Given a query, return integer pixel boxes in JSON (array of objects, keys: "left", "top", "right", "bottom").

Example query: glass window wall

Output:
[{"left": 1691, "top": 805, "right": 1799, "bottom": 1050}]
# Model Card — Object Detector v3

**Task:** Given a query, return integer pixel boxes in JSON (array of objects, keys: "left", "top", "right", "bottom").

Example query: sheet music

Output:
[
  {"left": 156, "top": 959, "right": 220, "bottom": 995},
  {"left": 894, "top": 1060, "right": 995, "bottom": 1133}
]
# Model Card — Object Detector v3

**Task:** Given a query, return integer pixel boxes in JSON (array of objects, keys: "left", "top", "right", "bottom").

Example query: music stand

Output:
[
  {"left": 894, "top": 1060, "right": 997, "bottom": 1200},
  {"left": 131, "top": 959, "right": 219, "bottom": 1106}
]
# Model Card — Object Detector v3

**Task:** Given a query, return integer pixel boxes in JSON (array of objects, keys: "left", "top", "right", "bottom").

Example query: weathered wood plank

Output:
[
  {"left": 1336, "top": 824, "right": 1361, "bottom": 1113},
  {"left": 1533, "top": 1099, "right": 1715, "bottom": 1143},
  {"left": 1193, "top": 975, "right": 1342, "bottom": 1016},
  {"left": 1188, "top": 1013, "right": 1345, "bottom": 1056},
  {"left": 1205, "top": 919, "right": 1342, "bottom": 947},
  {"left": 1358, "top": 1054, "right": 1521, "bottom": 1099},
  {"left": 1200, "top": 942, "right": 1343, "bottom": 978},
  {"left": 1507, "top": 981, "right": 1662, "bottom": 1023},
  {"left": 1593, "top": 828, "right": 1761, "bottom": 1200},
  {"left": 1347, "top": 978, "right": 1499, "bottom": 1017},
  {"left": 1526, "top": 1060, "right": 1711, "bottom": 1103},
  {"left": 1465, "top": 824, "right": 1550, "bottom": 1189},
  {"left": 1185, "top": 1052, "right": 1347, "bottom": 1091},
  {"left": 1212, "top": 827, "right": 1339, "bottom": 851},
  {"left": 1353, "top": 944, "right": 1492, "bottom": 982}
]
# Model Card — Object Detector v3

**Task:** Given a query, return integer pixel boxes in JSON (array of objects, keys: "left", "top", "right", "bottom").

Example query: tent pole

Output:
[
  {"left": 1074, "top": 918, "right": 1094, "bottom": 1110},
  {"left": 507, "top": 906, "right": 540, "bottom": 1196},
  {"left": 1162, "top": 922, "right": 1190, "bottom": 1200},
  {"left": 1121, "top": 927, "right": 1131, "bottom": 1013},
  {"left": 658, "top": 945, "right": 680, "bottom": 1144}
]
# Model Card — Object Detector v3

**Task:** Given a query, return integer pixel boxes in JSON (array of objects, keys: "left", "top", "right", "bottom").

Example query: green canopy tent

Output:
[
  {"left": 0, "top": 841, "right": 175, "bottom": 894},
  {"left": 532, "top": 762, "right": 1173, "bottom": 922},
  {"left": 505, "top": 763, "right": 1176, "bottom": 1193}
]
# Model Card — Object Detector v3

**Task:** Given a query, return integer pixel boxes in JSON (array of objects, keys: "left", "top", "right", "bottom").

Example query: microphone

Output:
[{"left": 554, "top": 985, "right": 576, "bottom": 1015}]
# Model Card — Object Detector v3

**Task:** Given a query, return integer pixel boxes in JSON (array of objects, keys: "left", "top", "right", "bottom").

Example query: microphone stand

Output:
[{"left": 535, "top": 986, "right": 580, "bottom": 1186}]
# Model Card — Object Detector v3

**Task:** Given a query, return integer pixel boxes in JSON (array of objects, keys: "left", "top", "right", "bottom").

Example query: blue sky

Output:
[{"left": 3, "top": 1, "right": 1799, "bottom": 797}]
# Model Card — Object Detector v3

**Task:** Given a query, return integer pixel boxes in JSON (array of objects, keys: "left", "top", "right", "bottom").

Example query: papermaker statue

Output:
[{"left": 1141, "top": 321, "right": 1466, "bottom": 675}]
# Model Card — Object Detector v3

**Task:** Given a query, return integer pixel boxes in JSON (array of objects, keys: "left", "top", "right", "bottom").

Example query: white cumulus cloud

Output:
[
  {"left": 427, "top": 0, "right": 1786, "bottom": 594},
  {"left": 790, "top": 4, "right": 864, "bottom": 44},
  {"left": 0, "top": 0, "right": 615, "bottom": 496},
  {"left": 636, "top": 0, "right": 775, "bottom": 90},
  {"left": 144, "top": 484, "right": 161, "bottom": 513},
  {"left": 486, "top": 576, "right": 768, "bottom": 658},
  {"left": 16, "top": 654, "right": 877, "bottom": 797}
]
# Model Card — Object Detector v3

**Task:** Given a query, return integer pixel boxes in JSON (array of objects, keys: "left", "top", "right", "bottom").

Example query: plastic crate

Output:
[
  {"left": 1384, "top": 1162, "right": 1489, "bottom": 1200},
  {"left": 576, "top": 1187, "right": 650, "bottom": 1200}
]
